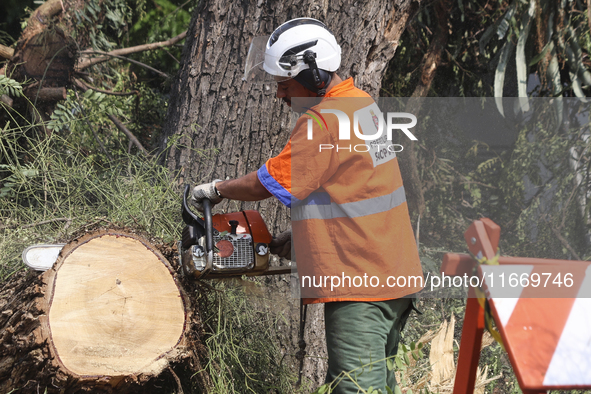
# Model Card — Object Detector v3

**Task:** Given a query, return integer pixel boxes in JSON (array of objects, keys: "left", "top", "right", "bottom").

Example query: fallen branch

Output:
[
  {"left": 107, "top": 113, "right": 148, "bottom": 154},
  {"left": 74, "top": 78, "right": 140, "bottom": 97},
  {"left": 21, "top": 0, "right": 64, "bottom": 41},
  {"left": 81, "top": 52, "right": 169, "bottom": 78},
  {"left": 24, "top": 87, "right": 67, "bottom": 101},
  {"left": 77, "top": 31, "right": 187, "bottom": 70},
  {"left": 0, "top": 44, "right": 14, "bottom": 60}
]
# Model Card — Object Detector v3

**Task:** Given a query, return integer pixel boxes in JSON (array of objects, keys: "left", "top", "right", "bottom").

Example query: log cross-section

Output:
[
  {"left": 39, "top": 230, "right": 188, "bottom": 390},
  {"left": 0, "top": 229, "right": 209, "bottom": 393}
]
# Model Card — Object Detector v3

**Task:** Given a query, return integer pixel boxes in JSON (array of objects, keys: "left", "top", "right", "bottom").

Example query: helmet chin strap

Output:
[{"left": 293, "top": 50, "right": 332, "bottom": 96}]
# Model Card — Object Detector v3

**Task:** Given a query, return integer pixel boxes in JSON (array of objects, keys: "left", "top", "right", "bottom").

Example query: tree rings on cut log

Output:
[
  {"left": 41, "top": 229, "right": 187, "bottom": 387},
  {"left": 0, "top": 229, "right": 207, "bottom": 393}
]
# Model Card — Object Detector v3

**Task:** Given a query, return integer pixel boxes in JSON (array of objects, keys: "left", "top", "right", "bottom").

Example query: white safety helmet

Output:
[{"left": 243, "top": 18, "right": 341, "bottom": 95}]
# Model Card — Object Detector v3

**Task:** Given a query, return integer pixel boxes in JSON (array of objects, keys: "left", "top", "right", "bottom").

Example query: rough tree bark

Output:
[
  {"left": 159, "top": 0, "right": 422, "bottom": 387},
  {"left": 0, "top": 229, "right": 209, "bottom": 393}
]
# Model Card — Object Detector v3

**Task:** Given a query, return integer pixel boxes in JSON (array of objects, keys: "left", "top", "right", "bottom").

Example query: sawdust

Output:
[{"left": 420, "top": 316, "right": 501, "bottom": 394}]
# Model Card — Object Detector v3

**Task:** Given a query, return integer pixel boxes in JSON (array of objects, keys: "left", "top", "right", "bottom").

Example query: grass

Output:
[
  {"left": 0, "top": 118, "right": 181, "bottom": 279},
  {"left": 198, "top": 280, "right": 296, "bottom": 393}
]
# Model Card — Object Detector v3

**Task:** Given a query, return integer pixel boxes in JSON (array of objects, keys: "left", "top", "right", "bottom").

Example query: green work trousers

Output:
[{"left": 324, "top": 298, "right": 414, "bottom": 393}]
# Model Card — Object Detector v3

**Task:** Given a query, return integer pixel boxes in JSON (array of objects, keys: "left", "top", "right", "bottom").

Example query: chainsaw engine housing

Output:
[{"left": 179, "top": 186, "right": 272, "bottom": 279}]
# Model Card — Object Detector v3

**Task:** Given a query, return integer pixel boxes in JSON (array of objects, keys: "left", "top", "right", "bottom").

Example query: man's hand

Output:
[
  {"left": 191, "top": 180, "right": 223, "bottom": 211},
  {"left": 270, "top": 229, "right": 291, "bottom": 258}
]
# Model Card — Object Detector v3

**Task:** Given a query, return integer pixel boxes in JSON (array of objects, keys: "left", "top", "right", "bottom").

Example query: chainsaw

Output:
[
  {"left": 178, "top": 184, "right": 290, "bottom": 278},
  {"left": 22, "top": 185, "right": 291, "bottom": 278}
]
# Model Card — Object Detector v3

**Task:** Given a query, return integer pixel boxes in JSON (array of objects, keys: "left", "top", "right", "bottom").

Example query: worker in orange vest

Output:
[{"left": 191, "top": 18, "right": 424, "bottom": 393}]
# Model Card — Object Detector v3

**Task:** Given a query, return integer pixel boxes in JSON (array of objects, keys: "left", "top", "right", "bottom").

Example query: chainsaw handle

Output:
[
  {"left": 182, "top": 185, "right": 205, "bottom": 229},
  {"left": 202, "top": 198, "right": 214, "bottom": 254}
]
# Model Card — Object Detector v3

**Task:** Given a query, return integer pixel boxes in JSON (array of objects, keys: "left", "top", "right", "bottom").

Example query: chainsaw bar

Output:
[{"left": 22, "top": 244, "right": 65, "bottom": 271}]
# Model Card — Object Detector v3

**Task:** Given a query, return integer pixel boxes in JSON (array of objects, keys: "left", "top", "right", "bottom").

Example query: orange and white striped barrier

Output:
[{"left": 442, "top": 218, "right": 591, "bottom": 394}]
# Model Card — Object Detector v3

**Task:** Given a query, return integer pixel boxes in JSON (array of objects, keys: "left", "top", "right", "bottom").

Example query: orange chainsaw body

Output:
[
  {"left": 211, "top": 211, "right": 273, "bottom": 244},
  {"left": 180, "top": 186, "right": 274, "bottom": 279}
]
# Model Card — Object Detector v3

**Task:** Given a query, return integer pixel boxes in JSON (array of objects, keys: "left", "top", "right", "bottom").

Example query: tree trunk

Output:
[
  {"left": 0, "top": 229, "right": 209, "bottom": 393},
  {"left": 159, "top": 0, "right": 421, "bottom": 387},
  {"left": 402, "top": 0, "right": 453, "bottom": 219}
]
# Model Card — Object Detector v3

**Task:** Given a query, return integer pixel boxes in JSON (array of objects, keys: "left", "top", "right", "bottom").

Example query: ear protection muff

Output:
[{"left": 293, "top": 50, "right": 333, "bottom": 96}]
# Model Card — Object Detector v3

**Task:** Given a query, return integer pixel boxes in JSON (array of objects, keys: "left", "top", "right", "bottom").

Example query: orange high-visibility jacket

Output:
[{"left": 257, "top": 78, "right": 424, "bottom": 303}]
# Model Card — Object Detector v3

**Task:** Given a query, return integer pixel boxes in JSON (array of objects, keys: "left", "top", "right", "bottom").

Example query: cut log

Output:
[
  {"left": 0, "top": 44, "right": 14, "bottom": 60},
  {"left": 0, "top": 229, "right": 209, "bottom": 393},
  {"left": 24, "top": 87, "right": 67, "bottom": 102},
  {"left": 6, "top": 0, "right": 74, "bottom": 101}
]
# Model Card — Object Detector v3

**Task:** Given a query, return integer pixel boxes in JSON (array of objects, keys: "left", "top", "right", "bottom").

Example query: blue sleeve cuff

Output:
[{"left": 257, "top": 164, "right": 293, "bottom": 208}]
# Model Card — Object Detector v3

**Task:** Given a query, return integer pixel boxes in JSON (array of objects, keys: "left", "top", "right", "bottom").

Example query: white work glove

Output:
[
  {"left": 191, "top": 179, "right": 223, "bottom": 211},
  {"left": 270, "top": 229, "right": 291, "bottom": 258}
]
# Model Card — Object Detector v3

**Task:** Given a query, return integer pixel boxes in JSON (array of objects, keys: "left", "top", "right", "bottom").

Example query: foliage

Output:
[
  {"left": 383, "top": 0, "right": 591, "bottom": 100},
  {"left": 128, "top": 0, "right": 192, "bottom": 78},
  {"left": 0, "top": 75, "right": 23, "bottom": 98},
  {"left": 64, "top": 0, "right": 193, "bottom": 85},
  {"left": 130, "top": 0, "right": 191, "bottom": 41},
  {"left": 0, "top": 108, "right": 182, "bottom": 279},
  {"left": 480, "top": 0, "right": 591, "bottom": 115}
]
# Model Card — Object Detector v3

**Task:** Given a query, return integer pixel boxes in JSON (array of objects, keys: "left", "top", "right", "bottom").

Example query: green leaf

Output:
[
  {"left": 315, "top": 384, "right": 328, "bottom": 394},
  {"left": 394, "top": 386, "right": 403, "bottom": 394},
  {"left": 497, "top": 1, "right": 517, "bottom": 40},
  {"left": 495, "top": 37, "right": 516, "bottom": 117},
  {"left": 566, "top": 26, "right": 591, "bottom": 86},
  {"left": 547, "top": 54, "right": 562, "bottom": 96},
  {"left": 387, "top": 358, "right": 394, "bottom": 371},
  {"left": 386, "top": 387, "right": 394, "bottom": 394},
  {"left": 21, "top": 169, "right": 38, "bottom": 177},
  {"left": 569, "top": 70, "right": 587, "bottom": 101},
  {"left": 417, "top": 342, "right": 424, "bottom": 350},
  {"left": 368, "top": 386, "right": 374, "bottom": 393},
  {"left": 529, "top": 41, "right": 552, "bottom": 66},
  {"left": 410, "top": 342, "right": 416, "bottom": 351},
  {"left": 403, "top": 353, "right": 411, "bottom": 366},
  {"left": 86, "top": 4, "right": 97, "bottom": 19}
]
